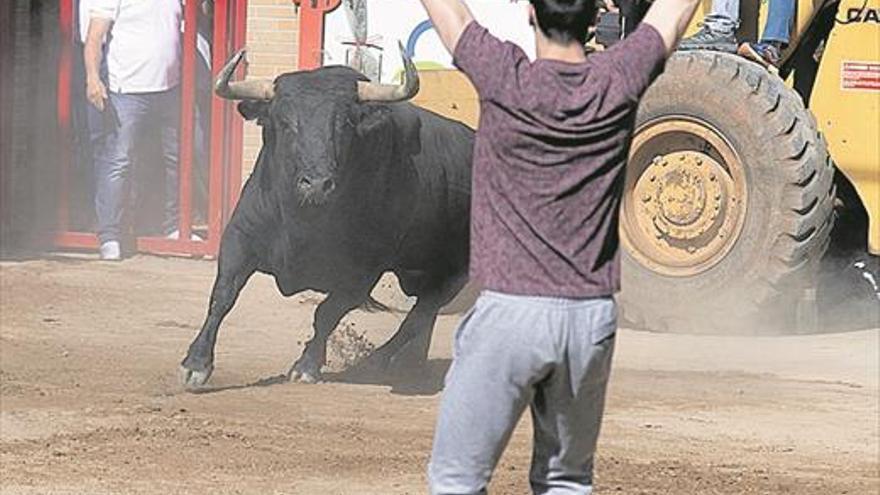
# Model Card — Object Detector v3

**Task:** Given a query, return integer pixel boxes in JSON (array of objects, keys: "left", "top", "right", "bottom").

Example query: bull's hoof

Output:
[
  {"left": 288, "top": 369, "right": 321, "bottom": 384},
  {"left": 287, "top": 360, "right": 322, "bottom": 384},
  {"left": 179, "top": 364, "right": 214, "bottom": 391}
]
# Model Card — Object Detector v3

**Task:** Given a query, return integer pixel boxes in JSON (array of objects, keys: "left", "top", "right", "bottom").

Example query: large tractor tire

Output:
[{"left": 620, "top": 51, "right": 836, "bottom": 334}]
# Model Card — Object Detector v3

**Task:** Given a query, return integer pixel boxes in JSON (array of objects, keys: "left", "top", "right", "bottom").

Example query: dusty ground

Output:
[{"left": 1, "top": 255, "right": 878, "bottom": 494}]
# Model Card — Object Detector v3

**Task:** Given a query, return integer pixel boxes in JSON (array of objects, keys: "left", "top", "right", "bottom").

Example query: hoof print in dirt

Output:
[{"left": 179, "top": 365, "right": 213, "bottom": 391}]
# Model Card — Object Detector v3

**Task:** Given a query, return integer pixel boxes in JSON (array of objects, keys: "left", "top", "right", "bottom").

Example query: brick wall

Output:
[{"left": 242, "top": 0, "right": 299, "bottom": 178}]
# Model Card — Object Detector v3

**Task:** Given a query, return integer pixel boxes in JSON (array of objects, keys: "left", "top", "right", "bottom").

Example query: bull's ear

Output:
[
  {"left": 237, "top": 101, "right": 270, "bottom": 123},
  {"left": 356, "top": 106, "right": 391, "bottom": 136}
]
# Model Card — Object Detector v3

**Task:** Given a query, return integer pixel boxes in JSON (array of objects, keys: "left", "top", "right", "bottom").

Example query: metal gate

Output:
[{"left": 54, "top": 0, "right": 248, "bottom": 257}]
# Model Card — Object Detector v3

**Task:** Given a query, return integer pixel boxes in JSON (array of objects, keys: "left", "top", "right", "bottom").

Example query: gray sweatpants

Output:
[{"left": 429, "top": 291, "right": 617, "bottom": 495}]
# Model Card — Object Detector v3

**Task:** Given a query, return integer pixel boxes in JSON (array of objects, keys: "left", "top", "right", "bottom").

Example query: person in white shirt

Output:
[{"left": 84, "top": 0, "right": 183, "bottom": 260}]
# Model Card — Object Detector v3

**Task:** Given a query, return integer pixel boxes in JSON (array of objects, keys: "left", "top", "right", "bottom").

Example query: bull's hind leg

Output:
[
  {"left": 180, "top": 231, "right": 256, "bottom": 389},
  {"left": 363, "top": 274, "right": 467, "bottom": 374},
  {"left": 288, "top": 290, "right": 366, "bottom": 383}
]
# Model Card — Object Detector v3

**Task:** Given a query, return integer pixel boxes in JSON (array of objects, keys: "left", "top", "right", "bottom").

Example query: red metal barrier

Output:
[
  {"left": 54, "top": 0, "right": 248, "bottom": 258},
  {"left": 227, "top": 0, "right": 249, "bottom": 219},
  {"left": 294, "top": 0, "right": 342, "bottom": 70},
  {"left": 57, "top": 0, "right": 74, "bottom": 240}
]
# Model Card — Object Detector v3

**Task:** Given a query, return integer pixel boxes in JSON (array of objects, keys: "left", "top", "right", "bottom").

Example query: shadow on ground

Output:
[
  {"left": 186, "top": 359, "right": 451, "bottom": 397},
  {"left": 326, "top": 358, "right": 451, "bottom": 396}
]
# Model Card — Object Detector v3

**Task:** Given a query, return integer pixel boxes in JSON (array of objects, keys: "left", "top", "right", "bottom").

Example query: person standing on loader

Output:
[
  {"left": 679, "top": 0, "right": 794, "bottom": 67},
  {"left": 678, "top": 0, "right": 742, "bottom": 51},
  {"left": 737, "top": 0, "right": 796, "bottom": 68},
  {"left": 416, "top": 0, "right": 701, "bottom": 493}
]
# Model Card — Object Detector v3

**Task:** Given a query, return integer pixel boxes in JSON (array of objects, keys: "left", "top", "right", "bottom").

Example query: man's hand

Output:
[
  {"left": 87, "top": 77, "right": 108, "bottom": 111},
  {"left": 418, "top": 0, "right": 474, "bottom": 55}
]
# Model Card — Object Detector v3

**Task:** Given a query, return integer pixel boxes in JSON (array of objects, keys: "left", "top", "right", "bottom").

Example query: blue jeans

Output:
[
  {"left": 704, "top": 0, "right": 794, "bottom": 43},
  {"left": 762, "top": 0, "right": 795, "bottom": 44},
  {"left": 94, "top": 88, "right": 180, "bottom": 243}
]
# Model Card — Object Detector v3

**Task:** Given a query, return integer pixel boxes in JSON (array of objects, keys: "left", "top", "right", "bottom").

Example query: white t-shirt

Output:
[
  {"left": 79, "top": 0, "right": 92, "bottom": 43},
  {"left": 90, "top": 0, "right": 182, "bottom": 93}
]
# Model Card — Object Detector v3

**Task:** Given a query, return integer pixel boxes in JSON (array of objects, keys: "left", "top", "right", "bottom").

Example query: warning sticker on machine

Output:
[{"left": 841, "top": 61, "right": 880, "bottom": 91}]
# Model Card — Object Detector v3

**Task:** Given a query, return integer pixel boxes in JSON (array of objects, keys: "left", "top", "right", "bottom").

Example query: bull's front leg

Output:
[
  {"left": 180, "top": 230, "right": 256, "bottom": 390},
  {"left": 288, "top": 291, "right": 364, "bottom": 383}
]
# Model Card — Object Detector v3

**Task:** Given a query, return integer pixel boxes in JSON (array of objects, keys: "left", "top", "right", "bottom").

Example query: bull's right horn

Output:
[
  {"left": 357, "top": 41, "right": 420, "bottom": 103},
  {"left": 214, "top": 49, "right": 276, "bottom": 101}
]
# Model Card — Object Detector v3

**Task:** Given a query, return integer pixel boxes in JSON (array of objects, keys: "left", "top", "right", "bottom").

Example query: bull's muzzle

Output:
[{"left": 297, "top": 175, "right": 336, "bottom": 204}]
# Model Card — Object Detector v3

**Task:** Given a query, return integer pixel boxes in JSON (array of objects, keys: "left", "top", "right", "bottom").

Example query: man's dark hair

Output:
[{"left": 529, "top": 0, "right": 599, "bottom": 44}]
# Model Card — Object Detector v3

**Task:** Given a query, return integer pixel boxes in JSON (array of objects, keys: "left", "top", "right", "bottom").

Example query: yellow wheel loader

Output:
[
  {"left": 414, "top": 0, "right": 879, "bottom": 333},
  {"left": 618, "top": 0, "right": 879, "bottom": 333}
]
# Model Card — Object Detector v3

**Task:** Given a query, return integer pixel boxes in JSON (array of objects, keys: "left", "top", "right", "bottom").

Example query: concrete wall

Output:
[{"left": 242, "top": 0, "right": 299, "bottom": 178}]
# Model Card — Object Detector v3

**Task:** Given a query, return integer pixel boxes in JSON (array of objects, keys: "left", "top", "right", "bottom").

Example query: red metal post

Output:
[
  {"left": 57, "top": 0, "right": 74, "bottom": 233},
  {"left": 53, "top": 0, "right": 101, "bottom": 250},
  {"left": 137, "top": 237, "right": 212, "bottom": 256},
  {"left": 208, "top": 0, "right": 230, "bottom": 254},
  {"left": 54, "top": 231, "right": 98, "bottom": 249},
  {"left": 226, "top": 0, "right": 248, "bottom": 214},
  {"left": 177, "top": 0, "right": 199, "bottom": 243},
  {"left": 296, "top": 0, "right": 342, "bottom": 70}
]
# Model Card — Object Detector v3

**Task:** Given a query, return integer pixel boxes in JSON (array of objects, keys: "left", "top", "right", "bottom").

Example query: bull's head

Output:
[{"left": 214, "top": 45, "right": 419, "bottom": 206}]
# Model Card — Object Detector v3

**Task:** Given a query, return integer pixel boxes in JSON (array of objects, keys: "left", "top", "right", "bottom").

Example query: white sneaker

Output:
[
  {"left": 166, "top": 230, "right": 204, "bottom": 241},
  {"left": 99, "top": 241, "right": 121, "bottom": 261}
]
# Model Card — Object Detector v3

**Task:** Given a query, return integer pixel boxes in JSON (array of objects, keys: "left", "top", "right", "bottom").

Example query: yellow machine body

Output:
[{"left": 806, "top": 0, "right": 880, "bottom": 253}]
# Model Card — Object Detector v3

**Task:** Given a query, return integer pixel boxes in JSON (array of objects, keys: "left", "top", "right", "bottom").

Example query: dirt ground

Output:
[{"left": 1, "top": 255, "right": 877, "bottom": 494}]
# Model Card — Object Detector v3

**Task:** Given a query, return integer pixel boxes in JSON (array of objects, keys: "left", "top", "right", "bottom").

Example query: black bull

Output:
[{"left": 180, "top": 50, "right": 474, "bottom": 388}]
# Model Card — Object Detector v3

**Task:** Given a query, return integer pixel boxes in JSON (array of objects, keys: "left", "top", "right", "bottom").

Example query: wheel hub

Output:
[
  {"left": 622, "top": 118, "right": 748, "bottom": 277},
  {"left": 640, "top": 152, "right": 725, "bottom": 243}
]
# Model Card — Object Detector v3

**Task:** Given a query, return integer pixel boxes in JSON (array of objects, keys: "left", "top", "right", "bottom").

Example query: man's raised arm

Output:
[
  {"left": 418, "top": 0, "right": 475, "bottom": 54},
  {"left": 642, "top": 0, "right": 702, "bottom": 56}
]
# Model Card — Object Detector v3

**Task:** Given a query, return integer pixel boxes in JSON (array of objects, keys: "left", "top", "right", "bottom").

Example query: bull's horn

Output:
[
  {"left": 214, "top": 48, "right": 275, "bottom": 100},
  {"left": 357, "top": 41, "right": 420, "bottom": 103}
]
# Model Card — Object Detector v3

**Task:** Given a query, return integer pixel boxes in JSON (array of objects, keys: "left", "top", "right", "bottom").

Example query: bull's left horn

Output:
[
  {"left": 357, "top": 41, "right": 420, "bottom": 103},
  {"left": 214, "top": 48, "right": 276, "bottom": 101}
]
